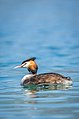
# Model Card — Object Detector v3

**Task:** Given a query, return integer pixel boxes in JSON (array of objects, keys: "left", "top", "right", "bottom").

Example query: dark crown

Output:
[{"left": 21, "top": 57, "right": 36, "bottom": 64}]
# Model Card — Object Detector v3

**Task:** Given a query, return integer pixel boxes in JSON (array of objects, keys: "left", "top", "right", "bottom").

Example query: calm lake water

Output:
[{"left": 0, "top": 0, "right": 79, "bottom": 119}]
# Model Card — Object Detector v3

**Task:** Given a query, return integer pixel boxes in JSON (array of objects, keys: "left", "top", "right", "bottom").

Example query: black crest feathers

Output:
[{"left": 21, "top": 57, "right": 36, "bottom": 64}]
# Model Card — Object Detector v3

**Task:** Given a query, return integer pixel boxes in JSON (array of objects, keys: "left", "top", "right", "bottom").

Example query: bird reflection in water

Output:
[{"left": 22, "top": 84, "right": 72, "bottom": 98}]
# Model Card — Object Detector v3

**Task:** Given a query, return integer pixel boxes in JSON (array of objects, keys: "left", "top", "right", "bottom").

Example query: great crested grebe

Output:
[{"left": 15, "top": 57, "right": 72, "bottom": 86}]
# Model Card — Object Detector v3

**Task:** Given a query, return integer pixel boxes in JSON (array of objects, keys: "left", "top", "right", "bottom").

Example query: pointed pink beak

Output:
[{"left": 14, "top": 64, "right": 24, "bottom": 69}]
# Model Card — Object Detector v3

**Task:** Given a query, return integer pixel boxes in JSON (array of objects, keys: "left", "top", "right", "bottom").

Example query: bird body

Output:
[{"left": 15, "top": 57, "right": 72, "bottom": 86}]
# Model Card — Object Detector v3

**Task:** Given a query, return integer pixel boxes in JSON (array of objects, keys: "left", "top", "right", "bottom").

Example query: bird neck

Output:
[{"left": 28, "top": 60, "right": 38, "bottom": 74}]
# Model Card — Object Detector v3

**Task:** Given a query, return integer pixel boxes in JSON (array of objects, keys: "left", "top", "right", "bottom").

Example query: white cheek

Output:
[{"left": 23, "top": 62, "right": 30, "bottom": 68}]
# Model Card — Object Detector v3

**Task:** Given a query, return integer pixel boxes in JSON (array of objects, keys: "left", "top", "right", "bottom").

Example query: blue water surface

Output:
[{"left": 0, "top": 0, "right": 79, "bottom": 119}]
